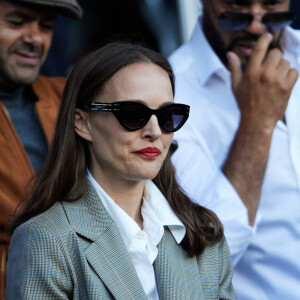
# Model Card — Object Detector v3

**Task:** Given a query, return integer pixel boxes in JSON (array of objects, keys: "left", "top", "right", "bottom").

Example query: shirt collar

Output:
[
  {"left": 87, "top": 171, "right": 140, "bottom": 250},
  {"left": 280, "top": 26, "right": 300, "bottom": 66},
  {"left": 142, "top": 180, "right": 186, "bottom": 245},
  {"left": 190, "top": 16, "right": 229, "bottom": 86},
  {"left": 87, "top": 171, "right": 186, "bottom": 249}
]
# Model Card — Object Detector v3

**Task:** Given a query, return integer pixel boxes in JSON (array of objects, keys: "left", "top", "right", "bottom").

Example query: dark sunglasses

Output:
[
  {"left": 82, "top": 101, "right": 190, "bottom": 132},
  {"left": 218, "top": 11, "right": 294, "bottom": 31}
]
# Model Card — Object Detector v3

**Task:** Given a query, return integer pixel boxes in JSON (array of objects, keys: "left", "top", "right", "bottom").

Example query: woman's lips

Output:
[{"left": 134, "top": 147, "right": 161, "bottom": 158}]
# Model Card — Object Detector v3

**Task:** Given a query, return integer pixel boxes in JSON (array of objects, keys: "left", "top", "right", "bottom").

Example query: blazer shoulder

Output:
[
  {"left": 7, "top": 203, "right": 74, "bottom": 299},
  {"left": 13, "top": 202, "right": 71, "bottom": 241},
  {"left": 197, "top": 237, "right": 233, "bottom": 273},
  {"left": 198, "top": 237, "right": 236, "bottom": 299}
]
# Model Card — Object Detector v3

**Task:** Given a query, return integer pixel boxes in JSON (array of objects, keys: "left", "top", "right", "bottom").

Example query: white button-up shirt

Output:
[
  {"left": 170, "top": 17, "right": 300, "bottom": 300},
  {"left": 88, "top": 171, "right": 186, "bottom": 300}
]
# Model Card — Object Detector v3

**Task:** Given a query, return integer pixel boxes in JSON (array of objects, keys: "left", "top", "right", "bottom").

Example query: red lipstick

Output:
[{"left": 134, "top": 147, "right": 161, "bottom": 158}]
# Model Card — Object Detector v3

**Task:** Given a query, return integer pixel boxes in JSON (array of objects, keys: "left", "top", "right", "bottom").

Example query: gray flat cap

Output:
[{"left": 12, "top": 0, "right": 83, "bottom": 19}]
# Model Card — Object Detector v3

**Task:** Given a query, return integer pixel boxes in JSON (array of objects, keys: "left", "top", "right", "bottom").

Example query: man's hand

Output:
[
  {"left": 227, "top": 33, "right": 298, "bottom": 131},
  {"left": 223, "top": 33, "right": 298, "bottom": 226}
]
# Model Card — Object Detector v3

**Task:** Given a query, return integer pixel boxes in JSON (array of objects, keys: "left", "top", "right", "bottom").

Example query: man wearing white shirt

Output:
[{"left": 170, "top": 0, "right": 300, "bottom": 299}]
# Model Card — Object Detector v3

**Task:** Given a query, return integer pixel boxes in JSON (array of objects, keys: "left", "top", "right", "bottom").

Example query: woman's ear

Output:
[{"left": 74, "top": 109, "right": 93, "bottom": 142}]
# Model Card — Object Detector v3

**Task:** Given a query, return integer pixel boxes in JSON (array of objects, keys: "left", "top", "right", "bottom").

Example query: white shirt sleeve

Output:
[{"left": 172, "top": 125, "right": 262, "bottom": 265}]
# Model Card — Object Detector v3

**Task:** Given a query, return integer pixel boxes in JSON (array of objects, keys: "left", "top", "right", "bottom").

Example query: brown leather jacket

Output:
[{"left": 0, "top": 75, "right": 66, "bottom": 299}]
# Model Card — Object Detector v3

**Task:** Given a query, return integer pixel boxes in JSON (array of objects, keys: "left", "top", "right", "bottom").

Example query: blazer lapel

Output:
[
  {"left": 154, "top": 228, "right": 205, "bottom": 300},
  {"left": 85, "top": 225, "right": 146, "bottom": 300},
  {"left": 62, "top": 181, "right": 147, "bottom": 300}
]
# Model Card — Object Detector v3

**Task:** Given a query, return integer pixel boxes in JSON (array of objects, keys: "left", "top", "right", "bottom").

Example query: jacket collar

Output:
[
  {"left": 31, "top": 75, "right": 65, "bottom": 145},
  {"left": 62, "top": 181, "right": 147, "bottom": 299},
  {"left": 62, "top": 181, "right": 205, "bottom": 299},
  {"left": 62, "top": 180, "right": 114, "bottom": 241}
]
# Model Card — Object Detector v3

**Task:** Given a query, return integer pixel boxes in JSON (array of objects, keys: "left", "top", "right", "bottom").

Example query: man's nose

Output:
[
  {"left": 246, "top": 13, "right": 267, "bottom": 35},
  {"left": 21, "top": 22, "right": 44, "bottom": 48}
]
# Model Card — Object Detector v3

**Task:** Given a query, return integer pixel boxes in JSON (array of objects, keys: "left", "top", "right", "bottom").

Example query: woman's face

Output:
[{"left": 76, "top": 62, "right": 174, "bottom": 185}]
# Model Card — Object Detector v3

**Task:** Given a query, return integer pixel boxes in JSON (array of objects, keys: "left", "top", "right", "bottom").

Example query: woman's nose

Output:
[{"left": 141, "top": 115, "right": 162, "bottom": 140}]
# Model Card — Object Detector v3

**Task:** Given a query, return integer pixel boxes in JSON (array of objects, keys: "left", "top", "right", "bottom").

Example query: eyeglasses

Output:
[
  {"left": 218, "top": 11, "right": 294, "bottom": 31},
  {"left": 82, "top": 101, "right": 190, "bottom": 132}
]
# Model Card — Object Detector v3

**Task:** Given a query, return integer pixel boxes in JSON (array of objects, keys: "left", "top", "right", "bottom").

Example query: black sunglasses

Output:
[
  {"left": 82, "top": 101, "right": 190, "bottom": 132},
  {"left": 218, "top": 11, "right": 294, "bottom": 31}
]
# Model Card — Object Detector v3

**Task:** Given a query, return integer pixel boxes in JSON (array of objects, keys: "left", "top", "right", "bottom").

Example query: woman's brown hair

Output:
[{"left": 11, "top": 42, "right": 223, "bottom": 256}]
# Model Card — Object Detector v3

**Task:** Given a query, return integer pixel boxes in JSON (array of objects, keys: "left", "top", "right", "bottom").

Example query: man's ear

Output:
[{"left": 74, "top": 108, "right": 92, "bottom": 142}]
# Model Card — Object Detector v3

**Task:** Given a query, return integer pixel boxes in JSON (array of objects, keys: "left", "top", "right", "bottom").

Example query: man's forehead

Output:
[{"left": 1, "top": 0, "right": 57, "bottom": 19}]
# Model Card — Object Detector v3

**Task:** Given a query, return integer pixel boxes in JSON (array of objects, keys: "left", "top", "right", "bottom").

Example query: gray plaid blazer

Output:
[{"left": 6, "top": 182, "right": 236, "bottom": 299}]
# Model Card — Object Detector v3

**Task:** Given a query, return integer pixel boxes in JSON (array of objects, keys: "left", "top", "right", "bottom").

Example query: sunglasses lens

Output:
[
  {"left": 115, "top": 102, "right": 149, "bottom": 130},
  {"left": 158, "top": 104, "right": 189, "bottom": 132},
  {"left": 218, "top": 12, "right": 252, "bottom": 31},
  {"left": 113, "top": 102, "right": 189, "bottom": 132},
  {"left": 263, "top": 12, "right": 294, "bottom": 30},
  {"left": 218, "top": 11, "right": 294, "bottom": 31}
]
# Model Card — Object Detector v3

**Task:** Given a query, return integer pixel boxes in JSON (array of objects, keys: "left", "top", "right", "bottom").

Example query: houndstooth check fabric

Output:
[{"left": 6, "top": 182, "right": 236, "bottom": 299}]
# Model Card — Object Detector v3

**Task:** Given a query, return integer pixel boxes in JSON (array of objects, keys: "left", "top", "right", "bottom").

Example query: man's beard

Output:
[
  {"left": 202, "top": 16, "right": 283, "bottom": 71},
  {"left": 227, "top": 33, "right": 282, "bottom": 71}
]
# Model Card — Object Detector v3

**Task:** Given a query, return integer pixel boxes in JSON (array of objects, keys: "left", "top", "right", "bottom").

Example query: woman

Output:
[{"left": 6, "top": 42, "right": 236, "bottom": 300}]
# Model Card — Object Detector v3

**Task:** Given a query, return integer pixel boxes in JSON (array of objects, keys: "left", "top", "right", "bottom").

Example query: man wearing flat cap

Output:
[{"left": 0, "top": 0, "right": 82, "bottom": 298}]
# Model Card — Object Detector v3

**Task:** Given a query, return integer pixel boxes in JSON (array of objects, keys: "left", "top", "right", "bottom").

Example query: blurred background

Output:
[{"left": 41, "top": 0, "right": 300, "bottom": 77}]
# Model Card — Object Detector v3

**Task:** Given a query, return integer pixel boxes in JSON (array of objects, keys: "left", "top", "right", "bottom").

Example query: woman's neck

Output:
[{"left": 90, "top": 169, "right": 145, "bottom": 228}]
